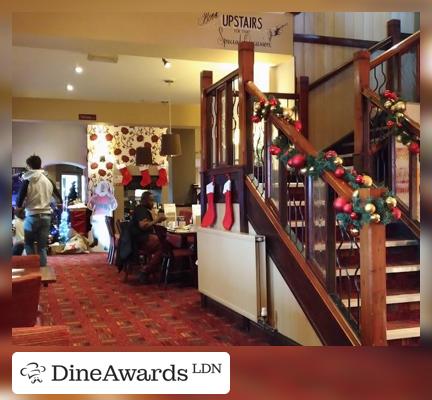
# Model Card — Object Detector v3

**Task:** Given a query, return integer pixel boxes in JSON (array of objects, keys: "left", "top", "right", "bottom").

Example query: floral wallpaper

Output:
[{"left": 87, "top": 124, "right": 167, "bottom": 196}]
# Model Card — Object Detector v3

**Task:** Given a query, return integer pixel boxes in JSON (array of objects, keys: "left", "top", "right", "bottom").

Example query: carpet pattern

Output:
[{"left": 39, "top": 253, "right": 270, "bottom": 346}]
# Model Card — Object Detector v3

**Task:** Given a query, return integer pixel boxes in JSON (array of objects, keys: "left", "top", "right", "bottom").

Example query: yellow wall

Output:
[{"left": 13, "top": 97, "right": 200, "bottom": 128}]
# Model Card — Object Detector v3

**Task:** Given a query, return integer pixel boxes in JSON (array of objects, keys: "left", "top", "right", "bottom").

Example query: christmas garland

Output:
[
  {"left": 266, "top": 135, "right": 402, "bottom": 234},
  {"left": 380, "top": 90, "right": 420, "bottom": 154}
]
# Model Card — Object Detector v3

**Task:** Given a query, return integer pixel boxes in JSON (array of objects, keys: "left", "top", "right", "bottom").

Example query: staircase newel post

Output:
[
  {"left": 298, "top": 76, "right": 309, "bottom": 140},
  {"left": 238, "top": 42, "right": 254, "bottom": 174},
  {"left": 200, "top": 70, "right": 213, "bottom": 216},
  {"left": 353, "top": 50, "right": 371, "bottom": 175},
  {"left": 359, "top": 188, "right": 387, "bottom": 346},
  {"left": 386, "top": 19, "right": 401, "bottom": 93}
]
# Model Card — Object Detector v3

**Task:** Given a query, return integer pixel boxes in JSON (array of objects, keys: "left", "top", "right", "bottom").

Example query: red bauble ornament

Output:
[
  {"left": 290, "top": 154, "right": 306, "bottom": 169},
  {"left": 351, "top": 168, "right": 358, "bottom": 176},
  {"left": 294, "top": 120, "right": 302, "bottom": 132},
  {"left": 334, "top": 167, "right": 345, "bottom": 178},
  {"left": 251, "top": 115, "right": 261, "bottom": 123},
  {"left": 350, "top": 212, "right": 359, "bottom": 220},
  {"left": 386, "top": 120, "right": 395, "bottom": 128},
  {"left": 333, "top": 197, "right": 349, "bottom": 212},
  {"left": 392, "top": 207, "right": 402, "bottom": 220},
  {"left": 269, "top": 145, "right": 281, "bottom": 156},
  {"left": 105, "top": 133, "right": 113, "bottom": 141},
  {"left": 269, "top": 98, "right": 278, "bottom": 106},
  {"left": 259, "top": 98, "right": 266, "bottom": 106},
  {"left": 408, "top": 142, "right": 420, "bottom": 154},
  {"left": 343, "top": 203, "right": 353, "bottom": 214},
  {"left": 325, "top": 150, "right": 338, "bottom": 160},
  {"left": 355, "top": 175, "right": 364, "bottom": 184}
]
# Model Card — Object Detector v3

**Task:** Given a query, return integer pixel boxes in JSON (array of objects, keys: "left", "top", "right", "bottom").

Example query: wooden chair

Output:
[
  {"left": 12, "top": 273, "right": 42, "bottom": 327},
  {"left": 154, "top": 225, "right": 196, "bottom": 288},
  {"left": 12, "top": 326, "right": 71, "bottom": 346}
]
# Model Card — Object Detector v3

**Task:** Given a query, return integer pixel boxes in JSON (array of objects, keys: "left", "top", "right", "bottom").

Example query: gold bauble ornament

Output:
[
  {"left": 396, "top": 112, "right": 404, "bottom": 118},
  {"left": 395, "top": 101, "right": 406, "bottom": 111},
  {"left": 364, "top": 203, "right": 376, "bottom": 214},
  {"left": 362, "top": 175, "right": 373, "bottom": 187},
  {"left": 352, "top": 189, "right": 359, "bottom": 198},
  {"left": 405, "top": 140, "right": 412, "bottom": 147},
  {"left": 385, "top": 196, "right": 397, "bottom": 209},
  {"left": 349, "top": 227, "right": 360, "bottom": 238},
  {"left": 384, "top": 100, "right": 392, "bottom": 108},
  {"left": 333, "top": 157, "right": 343, "bottom": 166},
  {"left": 283, "top": 108, "right": 293, "bottom": 118},
  {"left": 396, "top": 135, "right": 403, "bottom": 143},
  {"left": 370, "top": 213, "right": 381, "bottom": 223}
]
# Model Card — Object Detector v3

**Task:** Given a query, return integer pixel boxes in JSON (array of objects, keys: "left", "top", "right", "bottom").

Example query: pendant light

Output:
[{"left": 160, "top": 79, "right": 182, "bottom": 157}]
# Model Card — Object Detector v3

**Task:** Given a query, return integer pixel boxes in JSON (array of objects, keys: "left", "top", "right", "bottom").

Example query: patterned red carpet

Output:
[{"left": 39, "top": 253, "right": 270, "bottom": 346}]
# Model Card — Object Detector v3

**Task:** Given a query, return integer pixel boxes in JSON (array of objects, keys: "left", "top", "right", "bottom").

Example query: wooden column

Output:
[
  {"left": 298, "top": 76, "right": 309, "bottom": 139},
  {"left": 238, "top": 42, "right": 254, "bottom": 173},
  {"left": 386, "top": 19, "right": 401, "bottom": 92},
  {"left": 353, "top": 50, "right": 371, "bottom": 174},
  {"left": 200, "top": 71, "right": 213, "bottom": 217},
  {"left": 359, "top": 188, "right": 387, "bottom": 346}
]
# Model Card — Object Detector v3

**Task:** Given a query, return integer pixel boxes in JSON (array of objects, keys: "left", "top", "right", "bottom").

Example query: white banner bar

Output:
[{"left": 13, "top": 352, "right": 230, "bottom": 394}]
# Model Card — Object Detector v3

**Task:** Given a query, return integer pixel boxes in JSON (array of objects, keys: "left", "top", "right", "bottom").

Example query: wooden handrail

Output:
[
  {"left": 246, "top": 81, "right": 353, "bottom": 200},
  {"left": 362, "top": 87, "right": 420, "bottom": 136},
  {"left": 204, "top": 69, "right": 239, "bottom": 95},
  {"left": 370, "top": 31, "right": 420, "bottom": 68},
  {"left": 309, "top": 36, "right": 392, "bottom": 91}
]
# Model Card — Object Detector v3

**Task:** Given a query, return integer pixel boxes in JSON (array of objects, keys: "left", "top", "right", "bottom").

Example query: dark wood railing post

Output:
[
  {"left": 200, "top": 71, "right": 213, "bottom": 216},
  {"left": 386, "top": 19, "right": 401, "bottom": 93},
  {"left": 359, "top": 188, "right": 387, "bottom": 346},
  {"left": 238, "top": 42, "right": 254, "bottom": 173},
  {"left": 298, "top": 76, "right": 309, "bottom": 139},
  {"left": 353, "top": 50, "right": 371, "bottom": 175}
]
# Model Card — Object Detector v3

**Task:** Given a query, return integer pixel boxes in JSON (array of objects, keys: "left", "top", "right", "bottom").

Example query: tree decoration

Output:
[
  {"left": 252, "top": 96, "right": 302, "bottom": 132},
  {"left": 380, "top": 90, "right": 420, "bottom": 154}
]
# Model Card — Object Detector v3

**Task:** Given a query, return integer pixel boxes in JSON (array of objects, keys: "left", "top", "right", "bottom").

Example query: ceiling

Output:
[{"left": 12, "top": 46, "right": 272, "bottom": 104}]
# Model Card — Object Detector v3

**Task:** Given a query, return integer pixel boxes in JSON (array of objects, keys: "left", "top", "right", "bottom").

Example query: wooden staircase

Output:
[{"left": 199, "top": 24, "right": 420, "bottom": 346}]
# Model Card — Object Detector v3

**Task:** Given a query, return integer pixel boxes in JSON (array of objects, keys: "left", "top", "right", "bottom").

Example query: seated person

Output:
[{"left": 131, "top": 191, "right": 166, "bottom": 282}]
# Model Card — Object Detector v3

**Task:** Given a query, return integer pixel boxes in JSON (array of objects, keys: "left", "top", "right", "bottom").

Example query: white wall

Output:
[{"left": 12, "top": 121, "right": 87, "bottom": 168}]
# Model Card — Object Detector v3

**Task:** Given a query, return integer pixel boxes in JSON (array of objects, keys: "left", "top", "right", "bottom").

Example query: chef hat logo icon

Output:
[{"left": 20, "top": 362, "right": 46, "bottom": 383}]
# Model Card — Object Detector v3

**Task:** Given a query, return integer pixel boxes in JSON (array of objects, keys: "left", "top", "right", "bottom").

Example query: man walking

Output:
[{"left": 16, "top": 155, "right": 63, "bottom": 266}]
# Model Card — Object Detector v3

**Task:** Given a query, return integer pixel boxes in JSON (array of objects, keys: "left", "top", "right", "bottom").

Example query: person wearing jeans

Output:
[{"left": 16, "top": 155, "right": 62, "bottom": 266}]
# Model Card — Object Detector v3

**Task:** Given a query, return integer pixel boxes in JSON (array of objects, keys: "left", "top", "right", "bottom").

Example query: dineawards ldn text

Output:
[{"left": 52, "top": 364, "right": 191, "bottom": 382}]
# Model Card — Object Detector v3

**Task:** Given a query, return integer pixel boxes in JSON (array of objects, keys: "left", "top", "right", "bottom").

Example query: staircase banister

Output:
[
  {"left": 246, "top": 80, "right": 353, "bottom": 199},
  {"left": 362, "top": 87, "right": 420, "bottom": 136},
  {"left": 370, "top": 31, "right": 420, "bottom": 68},
  {"left": 204, "top": 68, "right": 239, "bottom": 95}
]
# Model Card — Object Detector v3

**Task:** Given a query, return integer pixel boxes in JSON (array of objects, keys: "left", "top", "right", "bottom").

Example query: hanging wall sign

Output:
[{"left": 197, "top": 12, "right": 291, "bottom": 52}]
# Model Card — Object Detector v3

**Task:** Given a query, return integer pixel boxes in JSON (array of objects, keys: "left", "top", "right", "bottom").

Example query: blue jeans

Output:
[{"left": 24, "top": 214, "right": 51, "bottom": 266}]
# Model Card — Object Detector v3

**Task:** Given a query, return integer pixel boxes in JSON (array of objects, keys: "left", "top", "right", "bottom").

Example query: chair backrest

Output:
[
  {"left": 12, "top": 326, "right": 71, "bottom": 346},
  {"left": 11, "top": 255, "right": 40, "bottom": 268},
  {"left": 105, "top": 216, "right": 115, "bottom": 238},
  {"left": 179, "top": 209, "right": 193, "bottom": 225},
  {"left": 12, "top": 273, "right": 41, "bottom": 327}
]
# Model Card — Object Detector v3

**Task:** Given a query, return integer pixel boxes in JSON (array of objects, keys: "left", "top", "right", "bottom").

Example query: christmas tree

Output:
[{"left": 67, "top": 181, "right": 79, "bottom": 205}]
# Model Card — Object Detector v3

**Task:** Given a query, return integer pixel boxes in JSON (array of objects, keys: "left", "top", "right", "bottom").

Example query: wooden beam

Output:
[
  {"left": 298, "top": 76, "right": 309, "bottom": 139},
  {"left": 200, "top": 70, "right": 213, "bottom": 172},
  {"left": 386, "top": 19, "right": 401, "bottom": 93},
  {"left": 238, "top": 42, "right": 254, "bottom": 173},
  {"left": 359, "top": 188, "right": 388, "bottom": 346},
  {"left": 294, "top": 33, "right": 378, "bottom": 49}
]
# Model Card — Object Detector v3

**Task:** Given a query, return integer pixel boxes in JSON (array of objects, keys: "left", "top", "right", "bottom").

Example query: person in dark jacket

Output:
[
  {"left": 15, "top": 155, "right": 63, "bottom": 266},
  {"left": 131, "top": 191, "right": 166, "bottom": 281}
]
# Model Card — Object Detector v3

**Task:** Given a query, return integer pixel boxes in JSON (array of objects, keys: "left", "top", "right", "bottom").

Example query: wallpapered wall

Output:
[{"left": 87, "top": 124, "right": 167, "bottom": 196}]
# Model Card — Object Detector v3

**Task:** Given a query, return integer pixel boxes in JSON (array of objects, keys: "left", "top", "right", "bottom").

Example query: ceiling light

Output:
[
  {"left": 66, "top": 84, "right": 74, "bottom": 91},
  {"left": 162, "top": 58, "right": 171, "bottom": 69},
  {"left": 75, "top": 66, "right": 83, "bottom": 74}
]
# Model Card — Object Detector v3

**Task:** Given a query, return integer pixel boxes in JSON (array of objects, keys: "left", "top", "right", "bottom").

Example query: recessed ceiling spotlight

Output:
[
  {"left": 75, "top": 66, "right": 83, "bottom": 74},
  {"left": 162, "top": 58, "right": 171, "bottom": 69},
  {"left": 66, "top": 84, "right": 74, "bottom": 92}
]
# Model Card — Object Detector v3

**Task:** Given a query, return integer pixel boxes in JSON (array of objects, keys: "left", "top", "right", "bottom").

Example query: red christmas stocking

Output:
[
  {"left": 201, "top": 181, "right": 216, "bottom": 228},
  {"left": 223, "top": 179, "right": 234, "bottom": 230},
  {"left": 156, "top": 167, "right": 168, "bottom": 187},
  {"left": 118, "top": 164, "right": 132, "bottom": 186},
  {"left": 139, "top": 166, "right": 151, "bottom": 188}
]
